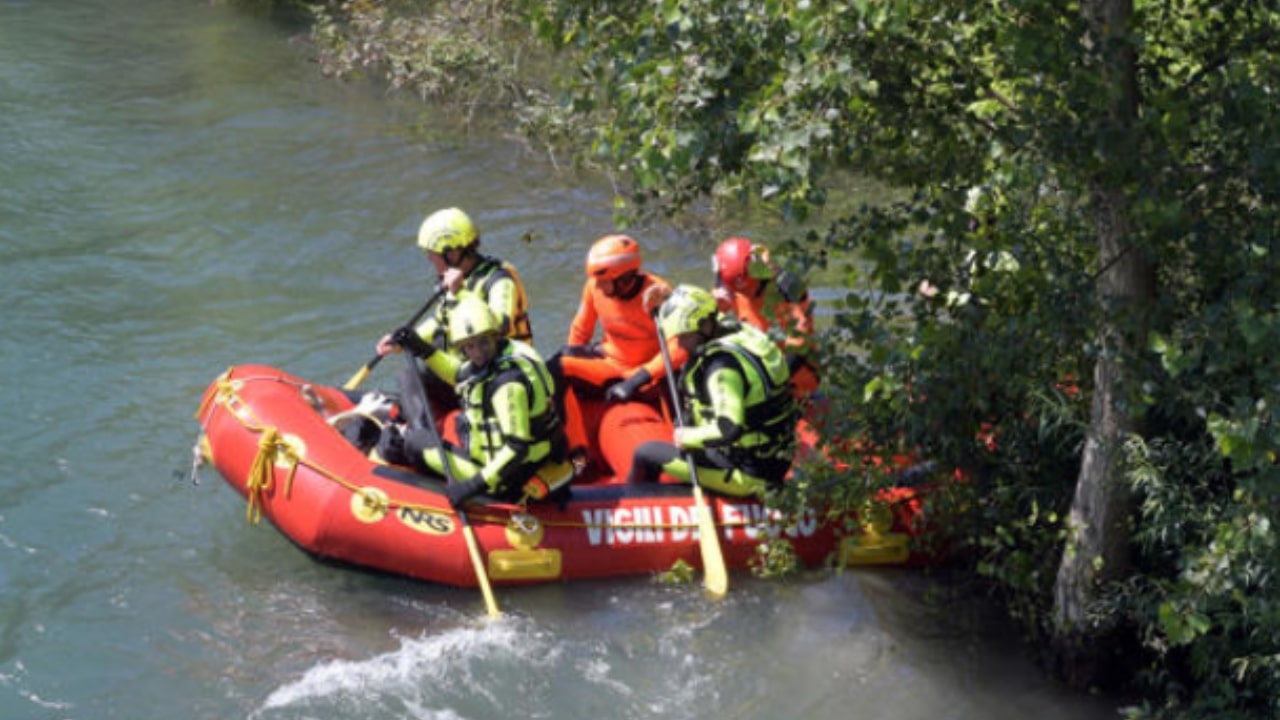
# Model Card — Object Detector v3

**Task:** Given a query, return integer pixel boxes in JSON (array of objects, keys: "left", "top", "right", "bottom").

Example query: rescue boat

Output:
[{"left": 194, "top": 364, "right": 935, "bottom": 588}]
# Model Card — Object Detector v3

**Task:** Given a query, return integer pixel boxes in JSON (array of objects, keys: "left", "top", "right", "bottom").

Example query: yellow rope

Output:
[
  {"left": 200, "top": 369, "right": 758, "bottom": 533},
  {"left": 244, "top": 428, "right": 276, "bottom": 524}
]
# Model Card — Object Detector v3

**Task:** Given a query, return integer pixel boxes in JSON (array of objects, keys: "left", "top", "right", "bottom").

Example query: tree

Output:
[
  {"left": 1051, "top": 0, "right": 1153, "bottom": 680},
  {"left": 523, "top": 0, "right": 1280, "bottom": 711}
]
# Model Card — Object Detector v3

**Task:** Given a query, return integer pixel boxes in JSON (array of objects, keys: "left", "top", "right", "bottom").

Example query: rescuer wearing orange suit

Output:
[
  {"left": 547, "top": 235, "right": 689, "bottom": 463},
  {"left": 711, "top": 237, "right": 819, "bottom": 399},
  {"left": 552, "top": 234, "right": 688, "bottom": 404}
]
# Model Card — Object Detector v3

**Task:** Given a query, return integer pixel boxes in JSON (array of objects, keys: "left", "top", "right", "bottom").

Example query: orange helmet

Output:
[
  {"left": 586, "top": 234, "right": 642, "bottom": 281},
  {"left": 714, "top": 237, "right": 756, "bottom": 291}
]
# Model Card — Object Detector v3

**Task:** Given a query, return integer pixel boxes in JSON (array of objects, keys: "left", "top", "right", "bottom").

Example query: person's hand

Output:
[
  {"left": 376, "top": 332, "right": 402, "bottom": 357},
  {"left": 391, "top": 326, "right": 437, "bottom": 359},
  {"left": 444, "top": 475, "right": 486, "bottom": 508},
  {"left": 673, "top": 427, "right": 692, "bottom": 449},
  {"left": 642, "top": 284, "right": 672, "bottom": 316},
  {"left": 712, "top": 286, "right": 733, "bottom": 312},
  {"left": 441, "top": 267, "right": 465, "bottom": 294},
  {"left": 604, "top": 369, "right": 651, "bottom": 403}
]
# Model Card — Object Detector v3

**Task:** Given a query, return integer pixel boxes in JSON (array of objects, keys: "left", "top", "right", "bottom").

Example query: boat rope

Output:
[
  {"left": 200, "top": 368, "right": 756, "bottom": 534},
  {"left": 244, "top": 427, "right": 301, "bottom": 525}
]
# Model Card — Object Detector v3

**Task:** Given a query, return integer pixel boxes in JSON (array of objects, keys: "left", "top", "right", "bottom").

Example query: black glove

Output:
[
  {"left": 391, "top": 326, "right": 437, "bottom": 359},
  {"left": 604, "top": 369, "right": 652, "bottom": 403},
  {"left": 444, "top": 475, "right": 487, "bottom": 508}
]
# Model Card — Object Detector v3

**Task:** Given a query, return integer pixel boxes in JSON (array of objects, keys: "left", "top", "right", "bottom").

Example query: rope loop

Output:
[{"left": 244, "top": 426, "right": 301, "bottom": 525}]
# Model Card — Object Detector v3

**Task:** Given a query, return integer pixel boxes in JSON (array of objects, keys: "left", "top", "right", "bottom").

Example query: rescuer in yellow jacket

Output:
[
  {"left": 626, "top": 285, "right": 799, "bottom": 498},
  {"left": 376, "top": 207, "right": 533, "bottom": 417},
  {"left": 388, "top": 295, "right": 567, "bottom": 507}
]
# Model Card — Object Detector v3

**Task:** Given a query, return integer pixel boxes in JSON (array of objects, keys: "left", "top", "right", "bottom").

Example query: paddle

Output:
[
  {"left": 343, "top": 282, "right": 447, "bottom": 391},
  {"left": 654, "top": 318, "right": 729, "bottom": 597},
  {"left": 400, "top": 353, "right": 501, "bottom": 618}
]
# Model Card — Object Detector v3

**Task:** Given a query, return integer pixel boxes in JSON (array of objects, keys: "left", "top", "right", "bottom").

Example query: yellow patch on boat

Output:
[
  {"left": 839, "top": 532, "right": 910, "bottom": 566},
  {"left": 489, "top": 548, "right": 561, "bottom": 581}
]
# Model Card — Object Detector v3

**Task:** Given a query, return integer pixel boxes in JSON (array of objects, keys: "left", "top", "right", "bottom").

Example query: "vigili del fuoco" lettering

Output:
[{"left": 581, "top": 504, "right": 818, "bottom": 546}]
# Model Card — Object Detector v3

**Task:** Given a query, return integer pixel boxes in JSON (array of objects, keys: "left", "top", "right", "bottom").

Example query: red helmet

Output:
[
  {"left": 586, "top": 234, "right": 642, "bottom": 281},
  {"left": 714, "top": 237, "right": 756, "bottom": 291}
]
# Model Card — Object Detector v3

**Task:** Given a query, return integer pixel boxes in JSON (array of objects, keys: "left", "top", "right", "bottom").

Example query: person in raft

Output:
[
  {"left": 625, "top": 284, "right": 799, "bottom": 498},
  {"left": 546, "top": 234, "right": 688, "bottom": 463},
  {"left": 376, "top": 207, "right": 533, "bottom": 417},
  {"left": 385, "top": 294, "right": 569, "bottom": 507},
  {"left": 550, "top": 234, "right": 687, "bottom": 405},
  {"left": 711, "top": 236, "right": 819, "bottom": 399}
]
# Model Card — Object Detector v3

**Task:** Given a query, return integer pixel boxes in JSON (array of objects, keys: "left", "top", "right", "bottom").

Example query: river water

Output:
[{"left": 0, "top": 1, "right": 1120, "bottom": 718}]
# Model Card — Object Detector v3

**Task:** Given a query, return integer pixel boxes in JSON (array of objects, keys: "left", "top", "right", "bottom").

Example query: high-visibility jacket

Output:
[
  {"left": 719, "top": 268, "right": 817, "bottom": 396},
  {"left": 425, "top": 339, "right": 561, "bottom": 493},
  {"left": 416, "top": 254, "right": 533, "bottom": 354},
  {"left": 678, "top": 324, "right": 798, "bottom": 475}
]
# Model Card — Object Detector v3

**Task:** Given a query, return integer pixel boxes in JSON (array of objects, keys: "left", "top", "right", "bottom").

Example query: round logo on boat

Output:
[
  {"left": 351, "top": 486, "right": 389, "bottom": 523},
  {"left": 397, "top": 507, "right": 456, "bottom": 536},
  {"left": 275, "top": 433, "right": 305, "bottom": 468}
]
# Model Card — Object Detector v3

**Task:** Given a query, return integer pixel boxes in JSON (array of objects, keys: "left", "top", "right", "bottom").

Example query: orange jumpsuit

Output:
[
  {"left": 719, "top": 276, "right": 819, "bottom": 398},
  {"left": 560, "top": 272, "right": 688, "bottom": 392}
]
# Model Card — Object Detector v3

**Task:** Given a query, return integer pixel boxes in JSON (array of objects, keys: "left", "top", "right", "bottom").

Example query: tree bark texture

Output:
[{"left": 1051, "top": 0, "right": 1154, "bottom": 687}]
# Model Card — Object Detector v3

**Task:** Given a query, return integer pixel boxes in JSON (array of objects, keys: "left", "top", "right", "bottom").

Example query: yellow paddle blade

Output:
[
  {"left": 460, "top": 514, "right": 501, "bottom": 618},
  {"left": 693, "top": 485, "right": 729, "bottom": 597}
]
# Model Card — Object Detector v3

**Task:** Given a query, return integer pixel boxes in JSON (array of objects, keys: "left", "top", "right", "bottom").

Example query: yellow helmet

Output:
[
  {"left": 658, "top": 284, "right": 717, "bottom": 339},
  {"left": 448, "top": 294, "right": 500, "bottom": 345},
  {"left": 417, "top": 207, "right": 477, "bottom": 254}
]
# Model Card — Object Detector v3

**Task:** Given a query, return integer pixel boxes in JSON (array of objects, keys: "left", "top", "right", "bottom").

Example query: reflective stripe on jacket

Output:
[
  {"left": 680, "top": 324, "right": 797, "bottom": 457},
  {"left": 454, "top": 340, "right": 560, "bottom": 490}
]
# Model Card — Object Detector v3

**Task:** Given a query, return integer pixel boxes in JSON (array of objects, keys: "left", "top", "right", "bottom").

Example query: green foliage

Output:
[
  {"left": 750, "top": 538, "right": 801, "bottom": 579},
  {"left": 310, "top": 0, "right": 541, "bottom": 127},
  {"left": 515, "top": 0, "right": 1280, "bottom": 714},
  {"left": 654, "top": 558, "right": 696, "bottom": 585}
]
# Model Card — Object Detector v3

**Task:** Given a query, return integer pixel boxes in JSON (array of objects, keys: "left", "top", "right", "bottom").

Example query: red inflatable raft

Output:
[{"left": 195, "top": 364, "right": 934, "bottom": 588}]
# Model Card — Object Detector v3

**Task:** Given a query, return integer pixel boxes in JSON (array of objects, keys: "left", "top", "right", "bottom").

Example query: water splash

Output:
[{"left": 255, "top": 617, "right": 550, "bottom": 720}]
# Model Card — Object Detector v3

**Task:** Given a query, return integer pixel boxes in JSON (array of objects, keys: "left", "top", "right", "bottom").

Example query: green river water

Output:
[{"left": 0, "top": 1, "right": 1120, "bottom": 718}]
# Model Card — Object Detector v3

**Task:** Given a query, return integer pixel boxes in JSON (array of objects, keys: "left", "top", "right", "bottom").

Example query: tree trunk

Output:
[{"left": 1050, "top": 0, "right": 1154, "bottom": 688}]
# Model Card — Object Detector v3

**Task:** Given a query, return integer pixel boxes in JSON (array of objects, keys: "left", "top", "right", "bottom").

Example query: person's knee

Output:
[{"left": 401, "top": 427, "right": 440, "bottom": 457}]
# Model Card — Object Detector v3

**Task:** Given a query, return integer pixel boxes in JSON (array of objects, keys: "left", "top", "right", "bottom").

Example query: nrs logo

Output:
[{"left": 397, "top": 507, "right": 456, "bottom": 536}]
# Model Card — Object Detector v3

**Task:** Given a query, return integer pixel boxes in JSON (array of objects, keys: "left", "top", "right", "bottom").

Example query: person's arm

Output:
[
  {"left": 485, "top": 274, "right": 522, "bottom": 339},
  {"left": 413, "top": 303, "right": 449, "bottom": 349},
  {"left": 566, "top": 281, "right": 598, "bottom": 346},
  {"left": 422, "top": 348, "right": 461, "bottom": 385},
  {"left": 637, "top": 333, "right": 688, "bottom": 385},
  {"left": 676, "top": 362, "right": 746, "bottom": 449},
  {"left": 777, "top": 295, "right": 815, "bottom": 350}
]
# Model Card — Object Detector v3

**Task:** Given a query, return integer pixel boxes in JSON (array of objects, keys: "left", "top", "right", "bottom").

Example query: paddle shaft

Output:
[
  {"left": 344, "top": 282, "right": 447, "bottom": 391},
  {"left": 401, "top": 354, "right": 501, "bottom": 618},
  {"left": 654, "top": 321, "right": 729, "bottom": 597}
]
